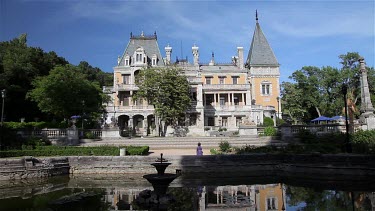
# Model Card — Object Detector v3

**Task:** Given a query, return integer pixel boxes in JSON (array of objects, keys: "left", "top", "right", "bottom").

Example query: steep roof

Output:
[
  {"left": 246, "top": 22, "right": 279, "bottom": 67},
  {"left": 118, "top": 33, "right": 165, "bottom": 66}
]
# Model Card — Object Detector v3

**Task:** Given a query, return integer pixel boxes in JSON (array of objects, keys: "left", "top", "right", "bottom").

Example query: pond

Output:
[{"left": 0, "top": 174, "right": 374, "bottom": 211}]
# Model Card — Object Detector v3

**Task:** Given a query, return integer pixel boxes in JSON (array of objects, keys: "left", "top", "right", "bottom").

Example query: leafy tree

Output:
[
  {"left": 134, "top": 67, "right": 191, "bottom": 136},
  {"left": 27, "top": 64, "right": 108, "bottom": 121},
  {"left": 77, "top": 61, "right": 113, "bottom": 87},
  {"left": 0, "top": 34, "right": 68, "bottom": 121},
  {"left": 281, "top": 52, "right": 374, "bottom": 123}
]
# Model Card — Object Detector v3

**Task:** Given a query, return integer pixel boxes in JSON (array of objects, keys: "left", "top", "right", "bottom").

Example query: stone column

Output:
[
  {"left": 214, "top": 93, "right": 217, "bottom": 107},
  {"left": 227, "top": 93, "right": 230, "bottom": 106},
  {"left": 359, "top": 58, "right": 375, "bottom": 130}
]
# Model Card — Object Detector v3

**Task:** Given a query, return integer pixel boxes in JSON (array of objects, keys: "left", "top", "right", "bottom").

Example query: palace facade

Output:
[{"left": 104, "top": 16, "right": 281, "bottom": 136}]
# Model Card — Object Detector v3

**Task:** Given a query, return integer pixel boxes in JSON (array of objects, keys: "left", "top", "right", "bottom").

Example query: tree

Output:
[
  {"left": 27, "top": 64, "right": 107, "bottom": 121},
  {"left": 0, "top": 34, "right": 68, "bottom": 121},
  {"left": 134, "top": 67, "right": 191, "bottom": 136},
  {"left": 281, "top": 52, "right": 374, "bottom": 123}
]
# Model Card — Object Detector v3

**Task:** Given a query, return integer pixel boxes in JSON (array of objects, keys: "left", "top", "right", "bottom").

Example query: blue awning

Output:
[{"left": 311, "top": 116, "right": 332, "bottom": 122}]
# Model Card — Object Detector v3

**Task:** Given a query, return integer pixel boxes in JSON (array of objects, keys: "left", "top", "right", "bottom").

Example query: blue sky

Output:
[{"left": 1, "top": 0, "right": 374, "bottom": 83}]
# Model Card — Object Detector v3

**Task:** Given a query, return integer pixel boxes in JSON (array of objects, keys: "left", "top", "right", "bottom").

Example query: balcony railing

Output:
[
  {"left": 203, "top": 84, "right": 250, "bottom": 90},
  {"left": 115, "top": 84, "right": 139, "bottom": 91}
]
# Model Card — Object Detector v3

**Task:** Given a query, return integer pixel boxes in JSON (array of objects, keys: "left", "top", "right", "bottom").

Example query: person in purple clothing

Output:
[{"left": 196, "top": 142, "right": 203, "bottom": 156}]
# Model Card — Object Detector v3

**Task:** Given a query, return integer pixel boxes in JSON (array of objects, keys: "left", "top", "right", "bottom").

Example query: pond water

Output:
[{"left": 0, "top": 174, "right": 374, "bottom": 211}]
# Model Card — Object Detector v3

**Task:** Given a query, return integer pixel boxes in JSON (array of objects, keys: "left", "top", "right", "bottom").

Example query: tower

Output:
[{"left": 246, "top": 10, "right": 281, "bottom": 122}]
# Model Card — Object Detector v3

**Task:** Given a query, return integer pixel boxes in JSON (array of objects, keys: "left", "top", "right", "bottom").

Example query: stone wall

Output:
[
  {"left": 0, "top": 157, "right": 70, "bottom": 180},
  {"left": 1, "top": 154, "right": 375, "bottom": 180}
]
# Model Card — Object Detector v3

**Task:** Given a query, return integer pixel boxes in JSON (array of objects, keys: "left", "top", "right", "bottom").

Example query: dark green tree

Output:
[
  {"left": 27, "top": 64, "right": 108, "bottom": 121},
  {"left": 281, "top": 52, "right": 374, "bottom": 123},
  {"left": 0, "top": 34, "right": 68, "bottom": 121},
  {"left": 134, "top": 67, "right": 191, "bottom": 136}
]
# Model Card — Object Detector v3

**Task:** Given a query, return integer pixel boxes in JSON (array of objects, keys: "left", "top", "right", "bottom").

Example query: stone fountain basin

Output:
[
  {"left": 151, "top": 162, "right": 172, "bottom": 175},
  {"left": 143, "top": 173, "right": 179, "bottom": 195}
]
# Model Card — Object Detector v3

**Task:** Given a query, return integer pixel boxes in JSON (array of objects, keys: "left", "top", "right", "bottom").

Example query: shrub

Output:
[
  {"left": 219, "top": 141, "right": 231, "bottom": 153},
  {"left": 84, "top": 131, "right": 95, "bottom": 139},
  {"left": 204, "top": 127, "right": 210, "bottom": 131},
  {"left": 263, "top": 126, "right": 277, "bottom": 136},
  {"left": 263, "top": 117, "right": 274, "bottom": 127},
  {"left": 0, "top": 145, "right": 150, "bottom": 158},
  {"left": 351, "top": 129, "right": 375, "bottom": 154}
]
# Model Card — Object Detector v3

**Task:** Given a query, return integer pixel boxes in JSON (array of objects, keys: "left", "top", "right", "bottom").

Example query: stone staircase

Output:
[{"left": 79, "top": 136, "right": 284, "bottom": 150}]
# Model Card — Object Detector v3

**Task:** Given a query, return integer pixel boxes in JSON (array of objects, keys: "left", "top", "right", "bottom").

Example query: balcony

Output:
[
  {"left": 203, "top": 84, "right": 250, "bottom": 91},
  {"left": 115, "top": 84, "right": 139, "bottom": 91}
]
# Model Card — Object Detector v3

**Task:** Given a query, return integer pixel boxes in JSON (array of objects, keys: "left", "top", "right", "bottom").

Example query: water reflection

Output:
[{"left": 0, "top": 176, "right": 374, "bottom": 210}]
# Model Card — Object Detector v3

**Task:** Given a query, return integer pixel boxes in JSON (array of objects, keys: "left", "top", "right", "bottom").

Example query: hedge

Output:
[{"left": 0, "top": 145, "right": 149, "bottom": 158}]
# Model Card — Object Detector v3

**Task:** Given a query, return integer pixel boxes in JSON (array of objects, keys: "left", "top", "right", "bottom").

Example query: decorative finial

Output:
[
  {"left": 256, "top": 10, "right": 258, "bottom": 22},
  {"left": 130, "top": 32, "right": 133, "bottom": 38},
  {"left": 141, "top": 31, "right": 144, "bottom": 37},
  {"left": 154, "top": 31, "right": 157, "bottom": 40},
  {"left": 212, "top": 52, "right": 214, "bottom": 58}
]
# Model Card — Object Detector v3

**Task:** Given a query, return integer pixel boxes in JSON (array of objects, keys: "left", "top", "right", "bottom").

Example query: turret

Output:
[
  {"left": 192, "top": 44, "right": 199, "bottom": 66},
  {"left": 165, "top": 44, "right": 172, "bottom": 65}
]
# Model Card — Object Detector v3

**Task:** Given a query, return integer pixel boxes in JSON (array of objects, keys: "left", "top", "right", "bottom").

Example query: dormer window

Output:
[
  {"left": 125, "top": 54, "right": 130, "bottom": 66},
  {"left": 152, "top": 54, "right": 157, "bottom": 66},
  {"left": 136, "top": 53, "right": 143, "bottom": 62},
  {"left": 134, "top": 47, "right": 146, "bottom": 65}
]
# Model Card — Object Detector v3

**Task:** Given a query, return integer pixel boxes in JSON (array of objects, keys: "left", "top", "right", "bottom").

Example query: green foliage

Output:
[
  {"left": 84, "top": 131, "right": 95, "bottom": 139},
  {"left": 27, "top": 64, "right": 107, "bottom": 119},
  {"left": 0, "top": 34, "right": 68, "bottom": 121},
  {"left": 134, "top": 67, "right": 191, "bottom": 134},
  {"left": 0, "top": 145, "right": 149, "bottom": 158},
  {"left": 219, "top": 141, "right": 231, "bottom": 153},
  {"left": 263, "top": 126, "right": 277, "bottom": 136},
  {"left": 281, "top": 52, "right": 374, "bottom": 123},
  {"left": 263, "top": 117, "right": 274, "bottom": 127},
  {"left": 210, "top": 148, "right": 220, "bottom": 155},
  {"left": 0, "top": 35, "right": 111, "bottom": 122},
  {"left": 204, "top": 127, "right": 210, "bottom": 131},
  {"left": 351, "top": 129, "right": 375, "bottom": 154}
]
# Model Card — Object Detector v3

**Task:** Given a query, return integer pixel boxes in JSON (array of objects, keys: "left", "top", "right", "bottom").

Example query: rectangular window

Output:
[
  {"left": 232, "top": 76, "right": 238, "bottom": 84},
  {"left": 262, "top": 84, "right": 270, "bottom": 95},
  {"left": 152, "top": 59, "right": 156, "bottom": 66},
  {"left": 122, "top": 74, "right": 130, "bottom": 84},
  {"left": 219, "top": 77, "right": 225, "bottom": 84},
  {"left": 136, "top": 53, "right": 142, "bottom": 62},
  {"left": 206, "top": 77, "right": 212, "bottom": 85},
  {"left": 222, "top": 117, "right": 228, "bottom": 127},
  {"left": 236, "top": 117, "right": 242, "bottom": 126},
  {"left": 125, "top": 59, "right": 129, "bottom": 66},
  {"left": 267, "top": 197, "right": 277, "bottom": 210},
  {"left": 220, "top": 97, "right": 225, "bottom": 106}
]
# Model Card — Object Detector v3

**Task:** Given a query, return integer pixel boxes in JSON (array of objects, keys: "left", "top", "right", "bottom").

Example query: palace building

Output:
[{"left": 104, "top": 14, "right": 281, "bottom": 136}]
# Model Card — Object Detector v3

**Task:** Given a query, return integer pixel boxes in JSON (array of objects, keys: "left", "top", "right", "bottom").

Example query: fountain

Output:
[
  {"left": 134, "top": 153, "right": 179, "bottom": 210},
  {"left": 142, "top": 153, "right": 179, "bottom": 195}
]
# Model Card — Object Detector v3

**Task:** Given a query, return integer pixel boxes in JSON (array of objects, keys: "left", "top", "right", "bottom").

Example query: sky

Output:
[{"left": 0, "top": 0, "right": 374, "bottom": 83}]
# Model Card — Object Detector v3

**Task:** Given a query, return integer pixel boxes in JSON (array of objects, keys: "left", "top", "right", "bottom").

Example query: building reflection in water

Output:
[
  {"left": 201, "top": 183, "right": 286, "bottom": 211},
  {"left": 102, "top": 184, "right": 286, "bottom": 211}
]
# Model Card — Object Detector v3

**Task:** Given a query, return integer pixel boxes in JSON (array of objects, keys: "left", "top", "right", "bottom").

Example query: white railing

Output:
[{"left": 203, "top": 84, "right": 250, "bottom": 90}]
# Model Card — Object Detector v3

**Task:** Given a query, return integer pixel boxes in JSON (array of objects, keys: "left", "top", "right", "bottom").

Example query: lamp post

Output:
[
  {"left": 113, "top": 104, "right": 117, "bottom": 126},
  {"left": 1, "top": 89, "right": 6, "bottom": 150},
  {"left": 342, "top": 84, "right": 352, "bottom": 153},
  {"left": 1, "top": 89, "right": 5, "bottom": 126},
  {"left": 276, "top": 96, "right": 280, "bottom": 126}
]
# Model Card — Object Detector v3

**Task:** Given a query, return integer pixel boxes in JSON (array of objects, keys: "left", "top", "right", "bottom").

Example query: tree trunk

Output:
[{"left": 315, "top": 106, "right": 321, "bottom": 117}]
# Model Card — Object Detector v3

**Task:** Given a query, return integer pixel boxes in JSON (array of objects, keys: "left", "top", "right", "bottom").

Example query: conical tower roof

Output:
[{"left": 246, "top": 14, "right": 279, "bottom": 67}]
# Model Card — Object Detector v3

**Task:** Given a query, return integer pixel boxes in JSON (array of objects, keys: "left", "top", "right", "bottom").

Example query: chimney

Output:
[
  {"left": 192, "top": 44, "right": 199, "bottom": 66},
  {"left": 237, "top": 47, "right": 244, "bottom": 69}
]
